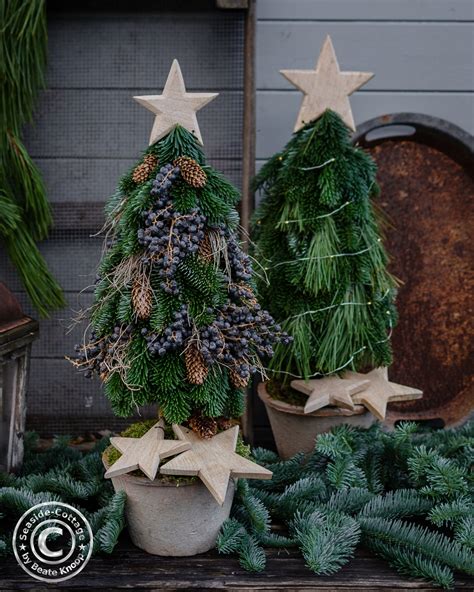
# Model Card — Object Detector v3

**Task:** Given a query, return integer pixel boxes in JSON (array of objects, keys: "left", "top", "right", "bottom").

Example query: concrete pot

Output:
[
  {"left": 103, "top": 456, "right": 234, "bottom": 556},
  {"left": 258, "top": 382, "right": 376, "bottom": 459}
]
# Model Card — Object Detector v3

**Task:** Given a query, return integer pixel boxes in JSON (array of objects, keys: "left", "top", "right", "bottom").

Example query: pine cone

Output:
[
  {"left": 185, "top": 344, "right": 209, "bottom": 385},
  {"left": 174, "top": 156, "right": 207, "bottom": 188},
  {"left": 132, "top": 274, "right": 153, "bottom": 320},
  {"left": 198, "top": 232, "right": 213, "bottom": 263},
  {"left": 217, "top": 417, "right": 233, "bottom": 431},
  {"left": 229, "top": 366, "right": 249, "bottom": 389},
  {"left": 189, "top": 413, "right": 217, "bottom": 439},
  {"left": 132, "top": 154, "right": 158, "bottom": 184}
]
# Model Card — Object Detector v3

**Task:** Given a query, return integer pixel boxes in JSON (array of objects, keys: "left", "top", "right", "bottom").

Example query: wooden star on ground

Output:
[
  {"left": 104, "top": 419, "right": 190, "bottom": 481},
  {"left": 346, "top": 368, "right": 423, "bottom": 421},
  {"left": 160, "top": 425, "right": 272, "bottom": 505},
  {"left": 134, "top": 59, "right": 218, "bottom": 146},
  {"left": 280, "top": 35, "right": 373, "bottom": 132},
  {"left": 291, "top": 375, "right": 370, "bottom": 414}
]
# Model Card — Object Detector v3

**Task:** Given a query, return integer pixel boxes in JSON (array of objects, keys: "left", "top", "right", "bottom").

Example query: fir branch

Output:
[{"left": 291, "top": 509, "right": 361, "bottom": 575}]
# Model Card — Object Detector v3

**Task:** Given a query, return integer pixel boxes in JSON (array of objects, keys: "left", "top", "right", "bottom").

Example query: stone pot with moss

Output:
[
  {"left": 258, "top": 382, "right": 375, "bottom": 459},
  {"left": 253, "top": 109, "right": 399, "bottom": 456},
  {"left": 103, "top": 421, "right": 240, "bottom": 556}
]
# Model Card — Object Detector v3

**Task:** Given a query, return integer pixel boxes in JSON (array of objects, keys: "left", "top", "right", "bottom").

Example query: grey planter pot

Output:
[
  {"left": 103, "top": 456, "right": 234, "bottom": 556},
  {"left": 258, "top": 382, "right": 376, "bottom": 459}
]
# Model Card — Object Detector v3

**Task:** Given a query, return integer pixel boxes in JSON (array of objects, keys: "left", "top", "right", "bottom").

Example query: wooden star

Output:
[
  {"left": 291, "top": 375, "right": 370, "bottom": 414},
  {"left": 346, "top": 368, "right": 423, "bottom": 421},
  {"left": 280, "top": 35, "right": 373, "bottom": 132},
  {"left": 104, "top": 419, "right": 190, "bottom": 481},
  {"left": 134, "top": 59, "right": 218, "bottom": 146},
  {"left": 160, "top": 425, "right": 272, "bottom": 505}
]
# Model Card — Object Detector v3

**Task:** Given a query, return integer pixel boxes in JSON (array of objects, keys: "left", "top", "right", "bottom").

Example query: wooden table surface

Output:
[{"left": 1, "top": 538, "right": 473, "bottom": 591}]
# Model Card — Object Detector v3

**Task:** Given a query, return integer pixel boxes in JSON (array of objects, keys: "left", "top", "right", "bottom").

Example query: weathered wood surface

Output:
[
  {"left": 257, "top": 0, "right": 474, "bottom": 21},
  {"left": 257, "top": 23, "right": 472, "bottom": 91},
  {"left": 256, "top": 92, "right": 474, "bottom": 160},
  {"left": 1, "top": 541, "right": 472, "bottom": 590}
]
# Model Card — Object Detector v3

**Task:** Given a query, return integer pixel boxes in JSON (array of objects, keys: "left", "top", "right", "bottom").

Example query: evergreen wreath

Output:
[{"left": 217, "top": 421, "right": 474, "bottom": 589}]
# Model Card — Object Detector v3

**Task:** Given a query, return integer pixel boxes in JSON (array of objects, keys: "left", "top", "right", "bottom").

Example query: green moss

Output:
[
  {"left": 105, "top": 419, "right": 253, "bottom": 484},
  {"left": 267, "top": 379, "right": 308, "bottom": 407}
]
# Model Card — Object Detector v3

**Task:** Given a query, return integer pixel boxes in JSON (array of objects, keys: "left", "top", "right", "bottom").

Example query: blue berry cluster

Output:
[
  {"left": 137, "top": 165, "right": 206, "bottom": 295},
  {"left": 142, "top": 304, "right": 191, "bottom": 356},
  {"left": 227, "top": 235, "right": 252, "bottom": 282}
]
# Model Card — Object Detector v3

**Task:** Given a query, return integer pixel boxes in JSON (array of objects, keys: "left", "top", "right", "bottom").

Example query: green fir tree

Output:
[
  {"left": 72, "top": 125, "right": 289, "bottom": 429},
  {"left": 253, "top": 110, "right": 397, "bottom": 381}
]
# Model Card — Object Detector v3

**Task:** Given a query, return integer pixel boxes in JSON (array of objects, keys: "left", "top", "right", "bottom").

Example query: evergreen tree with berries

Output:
[{"left": 71, "top": 63, "right": 289, "bottom": 437}]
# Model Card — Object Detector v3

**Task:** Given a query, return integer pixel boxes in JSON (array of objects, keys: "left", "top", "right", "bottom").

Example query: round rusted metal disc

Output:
[{"left": 354, "top": 114, "right": 474, "bottom": 427}]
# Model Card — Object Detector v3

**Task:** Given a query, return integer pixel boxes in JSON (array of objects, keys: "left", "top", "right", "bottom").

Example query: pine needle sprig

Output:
[
  {"left": 219, "top": 421, "right": 474, "bottom": 588},
  {"left": 0, "top": 0, "right": 64, "bottom": 316}
]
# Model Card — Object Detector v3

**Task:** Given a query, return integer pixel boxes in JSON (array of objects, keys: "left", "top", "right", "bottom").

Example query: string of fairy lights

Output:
[
  {"left": 263, "top": 317, "right": 394, "bottom": 380},
  {"left": 289, "top": 288, "right": 392, "bottom": 320},
  {"left": 261, "top": 239, "right": 382, "bottom": 272}
]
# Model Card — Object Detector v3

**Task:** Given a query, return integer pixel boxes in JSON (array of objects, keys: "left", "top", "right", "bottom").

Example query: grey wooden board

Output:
[
  {"left": 26, "top": 358, "right": 107, "bottom": 416},
  {"left": 0, "top": 237, "right": 102, "bottom": 293},
  {"left": 46, "top": 13, "right": 244, "bottom": 90},
  {"left": 26, "top": 359, "right": 157, "bottom": 422},
  {"left": 257, "top": 0, "right": 474, "bottom": 22},
  {"left": 10, "top": 291, "right": 92, "bottom": 360},
  {"left": 256, "top": 22, "right": 474, "bottom": 91},
  {"left": 24, "top": 90, "right": 243, "bottom": 159},
  {"left": 33, "top": 158, "right": 242, "bottom": 203},
  {"left": 256, "top": 91, "right": 474, "bottom": 158}
]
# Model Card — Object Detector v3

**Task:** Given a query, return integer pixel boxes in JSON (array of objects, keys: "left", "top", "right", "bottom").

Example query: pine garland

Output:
[
  {"left": 0, "top": 0, "right": 64, "bottom": 316},
  {"left": 217, "top": 421, "right": 474, "bottom": 589},
  {"left": 0, "top": 433, "right": 125, "bottom": 558}
]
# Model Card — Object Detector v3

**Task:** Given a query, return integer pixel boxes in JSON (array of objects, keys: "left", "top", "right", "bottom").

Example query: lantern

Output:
[{"left": 0, "top": 283, "right": 38, "bottom": 472}]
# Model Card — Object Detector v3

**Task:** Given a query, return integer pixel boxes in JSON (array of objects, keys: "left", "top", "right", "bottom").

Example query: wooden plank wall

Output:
[
  {"left": 251, "top": 0, "right": 473, "bottom": 447},
  {"left": 255, "top": 0, "right": 474, "bottom": 165},
  {"left": 0, "top": 6, "right": 245, "bottom": 434}
]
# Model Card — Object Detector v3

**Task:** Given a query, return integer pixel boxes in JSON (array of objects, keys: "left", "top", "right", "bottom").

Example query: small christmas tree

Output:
[
  {"left": 72, "top": 61, "right": 289, "bottom": 436},
  {"left": 253, "top": 38, "right": 397, "bottom": 385}
]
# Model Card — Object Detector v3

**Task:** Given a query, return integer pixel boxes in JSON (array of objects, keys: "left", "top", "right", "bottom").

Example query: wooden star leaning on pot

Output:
[
  {"left": 345, "top": 368, "right": 422, "bottom": 421},
  {"left": 104, "top": 419, "right": 190, "bottom": 481},
  {"left": 134, "top": 59, "right": 218, "bottom": 145},
  {"left": 160, "top": 425, "right": 273, "bottom": 505},
  {"left": 280, "top": 35, "right": 373, "bottom": 132},
  {"left": 291, "top": 375, "right": 370, "bottom": 414},
  {"left": 291, "top": 368, "right": 422, "bottom": 421}
]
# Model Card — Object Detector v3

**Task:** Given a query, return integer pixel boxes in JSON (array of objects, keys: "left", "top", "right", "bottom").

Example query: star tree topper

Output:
[
  {"left": 160, "top": 425, "right": 272, "bottom": 505},
  {"left": 104, "top": 419, "right": 190, "bottom": 481},
  {"left": 134, "top": 59, "right": 218, "bottom": 145},
  {"left": 280, "top": 35, "right": 373, "bottom": 132}
]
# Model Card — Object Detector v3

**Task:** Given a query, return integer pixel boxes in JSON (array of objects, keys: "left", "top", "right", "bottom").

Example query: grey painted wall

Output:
[{"left": 256, "top": 0, "right": 474, "bottom": 166}]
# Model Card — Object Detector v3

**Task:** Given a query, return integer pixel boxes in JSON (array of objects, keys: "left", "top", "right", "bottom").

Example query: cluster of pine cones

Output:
[
  {"left": 131, "top": 153, "right": 207, "bottom": 189},
  {"left": 188, "top": 413, "right": 233, "bottom": 439}
]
